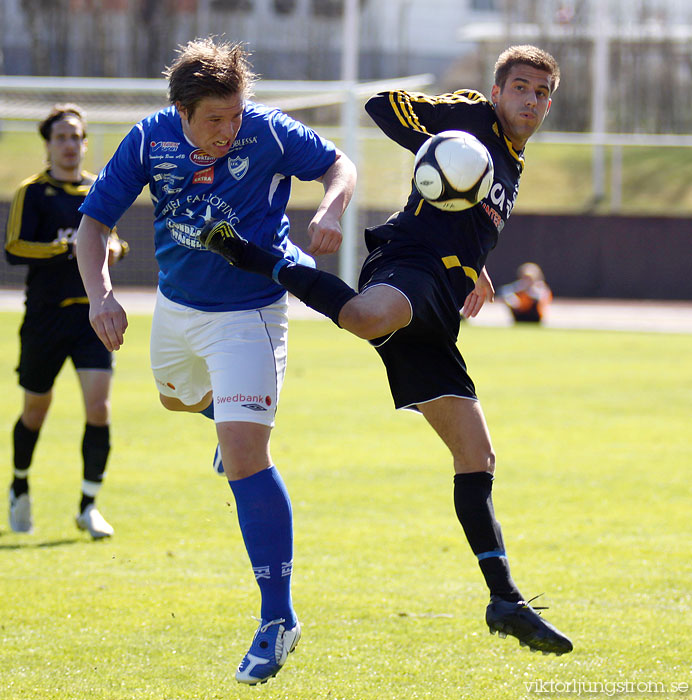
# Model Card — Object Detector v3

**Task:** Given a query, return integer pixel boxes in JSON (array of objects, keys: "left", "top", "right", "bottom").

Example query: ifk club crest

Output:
[{"left": 228, "top": 156, "right": 249, "bottom": 181}]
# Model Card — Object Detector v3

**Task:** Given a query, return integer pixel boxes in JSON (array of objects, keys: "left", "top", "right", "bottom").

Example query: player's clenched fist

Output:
[{"left": 89, "top": 293, "right": 128, "bottom": 351}]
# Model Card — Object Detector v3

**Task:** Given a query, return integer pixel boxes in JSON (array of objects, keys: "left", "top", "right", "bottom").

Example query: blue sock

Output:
[
  {"left": 199, "top": 403, "right": 224, "bottom": 474},
  {"left": 200, "top": 402, "right": 215, "bottom": 420},
  {"left": 228, "top": 466, "right": 296, "bottom": 626}
]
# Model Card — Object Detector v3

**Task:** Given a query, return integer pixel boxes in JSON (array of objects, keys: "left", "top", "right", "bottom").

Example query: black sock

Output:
[
  {"left": 81, "top": 424, "right": 110, "bottom": 512},
  {"left": 453, "top": 472, "right": 523, "bottom": 602},
  {"left": 277, "top": 264, "right": 358, "bottom": 326},
  {"left": 235, "top": 240, "right": 285, "bottom": 277},
  {"left": 12, "top": 418, "right": 40, "bottom": 496},
  {"left": 237, "top": 241, "right": 358, "bottom": 326}
]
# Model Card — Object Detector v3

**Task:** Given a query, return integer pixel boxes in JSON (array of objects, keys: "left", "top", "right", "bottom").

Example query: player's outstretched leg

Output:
[{"left": 200, "top": 218, "right": 357, "bottom": 326}]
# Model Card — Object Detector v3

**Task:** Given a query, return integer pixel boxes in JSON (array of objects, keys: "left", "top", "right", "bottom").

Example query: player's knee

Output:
[
  {"left": 217, "top": 423, "right": 272, "bottom": 479},
  {"left": 22, "top": 393, "right": 51, "bottom": 430},
  {"left": 339, "top": 302, "right": 399, "bottom": 340},
  {"left": 454, "top": 447, "right": 496, "bottom": 475},
  {"left": 22, "top": 406, "right": 49, "bottom": 431},
  {"left": 474, "top": 446, "right": 496, "bottom": 474},
  {"left": 85, "top": 400, "right": 110, "bottom": 425},
  {"left": 485, "top": 449, "right": 497, "bottom": 474}
]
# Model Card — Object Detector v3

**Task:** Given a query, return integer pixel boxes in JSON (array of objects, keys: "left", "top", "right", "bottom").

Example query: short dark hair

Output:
[
  {"left": 38, "top": 103, "right": 87, "bottom": 141},
  {"left": 164, "top": 37, "right": 256, "bottom": 119},
  {"left": 494, "top": 45, "right": 560, "bottom": 94}
]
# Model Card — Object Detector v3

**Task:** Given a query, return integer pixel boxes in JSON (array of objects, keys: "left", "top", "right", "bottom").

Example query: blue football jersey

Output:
[{"left": 80, "top": 103, "right": 336, "bottom": 311}]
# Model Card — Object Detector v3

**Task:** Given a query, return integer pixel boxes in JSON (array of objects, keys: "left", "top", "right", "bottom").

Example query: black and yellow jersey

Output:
[
  {"left": 364, "top": 89, "right": 525, "bottom": 308},
  {"left": 4, "top": 170, "right": 125, "bottom": 311}
]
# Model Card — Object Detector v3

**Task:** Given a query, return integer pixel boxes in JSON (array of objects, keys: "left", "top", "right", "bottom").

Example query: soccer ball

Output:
[{"left": 413, "top": 130, "right": 494, "bottom": 211}]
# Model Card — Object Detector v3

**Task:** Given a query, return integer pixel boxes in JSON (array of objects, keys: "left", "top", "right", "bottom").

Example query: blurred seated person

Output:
[{"left": 498, "top": 262, "right": 552, "bottom": 323}]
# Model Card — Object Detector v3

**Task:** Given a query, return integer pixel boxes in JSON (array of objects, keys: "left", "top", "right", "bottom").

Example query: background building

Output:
[
  {"left": 3, "top": 0, "right": 692, "bottom": 134},
  {"left": 1, "top": 0, "right": 692, "bottom": 300}
]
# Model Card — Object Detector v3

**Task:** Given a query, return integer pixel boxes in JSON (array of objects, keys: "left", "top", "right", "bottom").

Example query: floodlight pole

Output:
[{"left": 339, "top": 0, "right": 360, "bottom": 287}]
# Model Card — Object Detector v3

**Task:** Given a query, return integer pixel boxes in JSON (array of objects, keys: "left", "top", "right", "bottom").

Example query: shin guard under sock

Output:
[
  {"left": 276, "top": 263, "right": 358, "bottom": 326},
  {"left": 234, "top": 241, "right": 358, "bottom": 326},
  {"left": 228, "top": 466, "right": 297, "bottom": 625},
  {"left": 453, "top": 471, "right": 522, "bottom": 602}
]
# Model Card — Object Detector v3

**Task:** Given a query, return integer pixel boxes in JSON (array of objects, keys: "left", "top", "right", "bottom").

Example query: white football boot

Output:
[
  {"left": 76, "top": 504, "right": 114, "bottom": 539},
  {"left": 9, "top": 488, "right": 33, "bottom": 533}
]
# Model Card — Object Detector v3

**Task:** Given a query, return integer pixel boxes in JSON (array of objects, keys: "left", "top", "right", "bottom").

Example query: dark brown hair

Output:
[
  {"left": 494, "top": 45, "right": 560, "bottom": 94},
  {"left": 164, "top": 37, "right": 256, "bottom": 118},
  {"left": 38, "top": 103, "right": 87, "bottom": 141}
]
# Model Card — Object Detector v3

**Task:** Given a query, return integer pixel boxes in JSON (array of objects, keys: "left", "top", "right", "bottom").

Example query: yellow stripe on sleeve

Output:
[
  {"left": 5, "top": 238, "right": 69, "bottom": 259},
  {"left": 388, "top": 91, "right": 410, "bottom": 129},
  {"left": 389, "top": 91, "right": 431, "bottom": 135},
  {"left": 5, "top": 173, "right": 76, "bottom": 260},
  {"left": 5, "top": 176, "right": 38, "bottom": 249}
]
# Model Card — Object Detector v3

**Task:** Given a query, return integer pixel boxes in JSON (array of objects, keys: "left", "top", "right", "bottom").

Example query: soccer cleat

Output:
[
  {"left": 236, "top": 618, "right": 301, "bottom": 685},
  {"left": 486, "top": 595, "right": 573, "bottom": 656},
  {"left": 198, "top": 218, "right": 247, "bottom": 266},
  {"left": 212, "top": 444, "right": 225, "bottom": 476},
  {"left": 76, "top": 504, "right": 114, "bottom": 539},
  {"left": 9, "top": 488, "right": 33, "bottom": 533}
]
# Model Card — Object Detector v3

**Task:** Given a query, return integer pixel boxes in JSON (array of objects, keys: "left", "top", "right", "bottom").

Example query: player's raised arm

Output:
[
  {"left": 307, "top": 148, "right": 357, "bottom": 256},
  {"left": 76, "top": 214, "right": 128, "bottom": 351},
  {"left": 365, "top": 89, "right": 490, "bottom": 155},
  {"left": 365, "top": 90, "right": 436, "bottom": 154}
]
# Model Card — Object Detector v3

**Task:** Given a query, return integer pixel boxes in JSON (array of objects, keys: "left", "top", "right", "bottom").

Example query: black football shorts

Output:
[
  {"left": 357, "top": 240, "right": 477, "bottom": 410},
  {"left": 17, "top": 303, "right": 112, "bottom": 394}
]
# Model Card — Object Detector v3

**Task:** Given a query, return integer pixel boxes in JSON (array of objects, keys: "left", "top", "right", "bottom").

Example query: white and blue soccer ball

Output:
[{"left": 413, "top": 130, "right": 494, "bottom": 212}]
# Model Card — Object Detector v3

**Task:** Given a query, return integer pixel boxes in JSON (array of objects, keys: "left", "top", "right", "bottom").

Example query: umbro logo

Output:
[{"left": 242, "top": 403, "right": 268, "bottom": 412}]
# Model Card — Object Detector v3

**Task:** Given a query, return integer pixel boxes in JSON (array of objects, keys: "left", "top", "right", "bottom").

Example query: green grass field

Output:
[
  {"left": 3, "top": 127, "right": 692, "bottom": 215},
  {"left": 0, "top": 313, "right": 691, "bottom": 699}
]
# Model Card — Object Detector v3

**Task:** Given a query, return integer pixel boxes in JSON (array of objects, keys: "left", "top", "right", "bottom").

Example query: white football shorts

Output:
[{"left": 150, "top": 289, "right": 288, "bottom": 426}]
